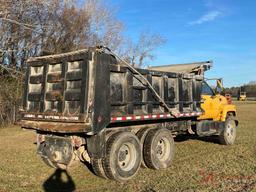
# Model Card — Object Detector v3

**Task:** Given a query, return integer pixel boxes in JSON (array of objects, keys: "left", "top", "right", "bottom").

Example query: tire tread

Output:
[
  {"left": 91, "top": 158, "right": 108, "bottom": 179},
  {"left": 143, "top": 129, "right": 158, "bottom": 169}
]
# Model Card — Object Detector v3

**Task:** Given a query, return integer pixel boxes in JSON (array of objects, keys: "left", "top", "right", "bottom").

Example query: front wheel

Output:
[{"left": 219, "top": 116, "right": 237, "bottom": 145}]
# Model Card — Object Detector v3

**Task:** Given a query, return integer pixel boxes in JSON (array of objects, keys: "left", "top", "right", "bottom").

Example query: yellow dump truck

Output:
[{"left": 20, "top": 48, "right": 238, "bottom": 182}]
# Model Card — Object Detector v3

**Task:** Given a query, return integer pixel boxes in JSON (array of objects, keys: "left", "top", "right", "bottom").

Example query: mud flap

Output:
[
  {"left": 37, "top": 136, "right": 74, "bottom": 169},
  {"left": 86, "top": 130, "right": 106, "bottom": 159},
  {"left": 196, "top": 120, "right": 225, "bottom": 137}
]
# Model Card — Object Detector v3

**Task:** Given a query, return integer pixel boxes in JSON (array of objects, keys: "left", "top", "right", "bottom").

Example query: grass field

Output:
[{"left": 0, "top": 101, "right": 255, "bottom": 192}]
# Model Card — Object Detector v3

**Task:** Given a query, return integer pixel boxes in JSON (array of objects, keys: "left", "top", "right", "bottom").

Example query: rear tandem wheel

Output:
[
  {"left": 91, "top": 158, "right": 108, "bottom": 179},
  {"left": 136, "top": 127, "right": 154, "bottom": 168},
  {"left": 102, "top": 131, "right": 142, "bottom": 182},
  {"left": 143, "top": 128, "right": 175, "bottom": 170},
  {"left": 90, "top": 130, "right": 119, "bottom": 179}
]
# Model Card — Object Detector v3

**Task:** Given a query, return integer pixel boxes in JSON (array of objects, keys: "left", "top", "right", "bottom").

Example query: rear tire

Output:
[
  {"left": 102, "top": 132, "right": 142, "bottom": 182},
  {"left": 219, "top": 116, "right": 237, "bottom": 145},
  {"left": 144, "top": 128, "right": 175, "bottom": 170},
  {"left": 136, "top": 128, "right": 153, "bottom": 168},
  {"left": 90, "top": 131, "right": 117, "bottom": 179},
  {"left": 91, "top": 158, "right": 108, "bottom": 179}
]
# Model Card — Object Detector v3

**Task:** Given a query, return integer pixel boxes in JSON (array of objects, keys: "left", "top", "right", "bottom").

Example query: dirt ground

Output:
[{"left": 0, "top": 101, "right": 255, "bottom": 192}]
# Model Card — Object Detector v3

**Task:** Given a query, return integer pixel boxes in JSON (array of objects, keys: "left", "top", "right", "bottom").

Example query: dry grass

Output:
[{"left": 0, "top": 101, "right": 255, "bottom": 192}]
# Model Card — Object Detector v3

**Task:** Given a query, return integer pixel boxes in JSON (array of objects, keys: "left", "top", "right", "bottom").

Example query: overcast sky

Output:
[{"left": 109, "top": 0, "right": 256, "bottom": 87}]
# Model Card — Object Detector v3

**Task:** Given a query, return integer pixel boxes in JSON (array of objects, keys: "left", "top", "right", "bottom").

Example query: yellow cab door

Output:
[{"left": 198, "top": 81, "right": 222, "bottom": 120}]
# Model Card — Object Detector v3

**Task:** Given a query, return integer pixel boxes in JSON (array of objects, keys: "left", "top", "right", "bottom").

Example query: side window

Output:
[{"left": 202, "top": 81, "right": 214, "bottom": 96}]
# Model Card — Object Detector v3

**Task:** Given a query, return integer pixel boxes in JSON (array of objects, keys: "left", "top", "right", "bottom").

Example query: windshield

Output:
[{"left": 202, "top": 81, "right": 214, "bottom": 96}]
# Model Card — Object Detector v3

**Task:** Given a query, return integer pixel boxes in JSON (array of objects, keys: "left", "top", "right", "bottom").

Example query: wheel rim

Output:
[
  {"left": 155, "top": 137, "right": 171, "bottom": 162},
  {"left": 225, "top": 120, "right": 236, "bottom": 142},
  {"left": 118, "top": 142, "right": 137, "bottom": 171}
]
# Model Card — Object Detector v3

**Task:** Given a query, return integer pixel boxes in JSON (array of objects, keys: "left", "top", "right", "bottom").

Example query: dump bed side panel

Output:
[{"left": 109, "top": 65, "right": 203, "bottom": 124}]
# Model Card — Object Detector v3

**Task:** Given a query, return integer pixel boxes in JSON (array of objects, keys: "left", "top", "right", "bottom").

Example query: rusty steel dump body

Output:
[{"left": 20, "top": 48, "right": 204, "bottom": 134}]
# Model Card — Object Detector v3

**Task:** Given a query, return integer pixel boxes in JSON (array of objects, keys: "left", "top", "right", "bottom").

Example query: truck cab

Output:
[
  {"left": 199, "top": 79, "right": 237, "bottom": 122},
  {"left": 197, "top": 79, "right": 238, "bottom": 145}
]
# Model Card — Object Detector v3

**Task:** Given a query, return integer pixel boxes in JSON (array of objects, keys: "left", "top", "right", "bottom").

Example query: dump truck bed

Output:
[{"left": 21, "top": 48, "right": 204, "bottom": 134}]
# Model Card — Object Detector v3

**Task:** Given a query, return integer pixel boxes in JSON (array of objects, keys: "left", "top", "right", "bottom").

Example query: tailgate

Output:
[{"left": 21, "top": 50, "right": 91, "bottom": 123}]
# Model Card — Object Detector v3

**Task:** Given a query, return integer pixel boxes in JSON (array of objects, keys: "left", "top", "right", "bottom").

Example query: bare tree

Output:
[
  {"left": 125, "top": 32, "right": 166, "bottom": 67},
  {"left": 0, "top": 0, "right": 164, "bottom": 69},
  {"left": 0, "top": 0, "right": 124, "bottom": 70},
  {"left": 84, "top": 0, "right": 124, "bottom": 50}
]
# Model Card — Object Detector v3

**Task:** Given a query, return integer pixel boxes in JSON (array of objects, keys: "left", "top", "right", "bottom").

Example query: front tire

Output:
[
  {"left": 103, "top": 132, "right": 142, "bottom": 182},
  {"left": 219, "top": 116, "right": 237, "bottom": 145}
]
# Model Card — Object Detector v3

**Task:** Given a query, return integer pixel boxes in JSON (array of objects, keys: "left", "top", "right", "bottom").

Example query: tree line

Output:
[
  {"left": 0, "top": 0, "right": 165, "bottom": 69},
  {"left": 225, "top": 81, "right": 256, "bottom": 98}
]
